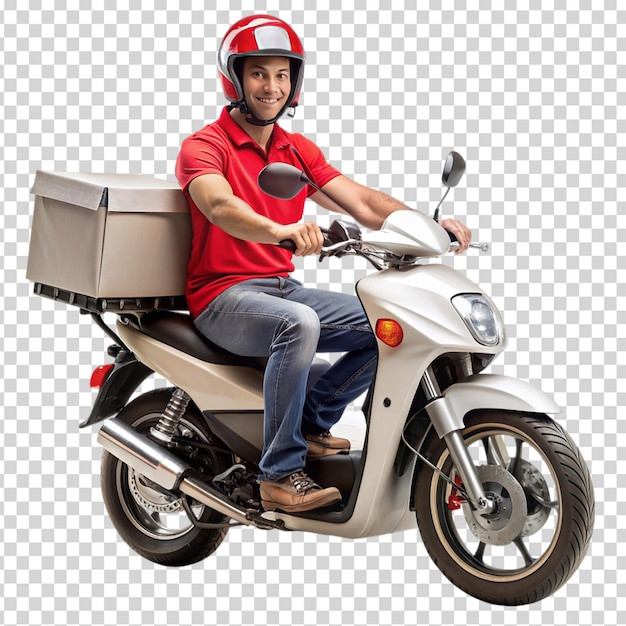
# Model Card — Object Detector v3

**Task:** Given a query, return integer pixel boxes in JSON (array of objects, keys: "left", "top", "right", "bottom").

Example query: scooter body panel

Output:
[{"left": 117, "top": 321, "right": 265, "bottom": 411}]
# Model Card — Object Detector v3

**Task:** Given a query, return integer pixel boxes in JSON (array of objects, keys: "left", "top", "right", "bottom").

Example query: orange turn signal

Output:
[{"left": 375, "top": 319, "right": 404, "bottom": 348}]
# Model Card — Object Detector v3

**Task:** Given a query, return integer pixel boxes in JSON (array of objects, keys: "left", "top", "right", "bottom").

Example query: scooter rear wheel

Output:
[
  {"left": 414, "top": 411, "right": 594, "bottom": 605},
  {"left": 100, "top": 388, "right": 233, "bottom": 566}
]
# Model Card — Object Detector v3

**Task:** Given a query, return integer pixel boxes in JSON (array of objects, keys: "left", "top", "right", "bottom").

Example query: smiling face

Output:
[{"left": 240, "top": 56, "right": 292, "bottom": 122}]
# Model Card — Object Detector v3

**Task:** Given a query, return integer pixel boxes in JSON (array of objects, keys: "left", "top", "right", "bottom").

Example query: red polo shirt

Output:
[{"left": 176, "top": 107, "right": 341, "bottom": 317}]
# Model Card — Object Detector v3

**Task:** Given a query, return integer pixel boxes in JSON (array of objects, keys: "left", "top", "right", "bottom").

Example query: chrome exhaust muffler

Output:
[{"left": 98, "top": 418, "right": 252, "bottom": 526}]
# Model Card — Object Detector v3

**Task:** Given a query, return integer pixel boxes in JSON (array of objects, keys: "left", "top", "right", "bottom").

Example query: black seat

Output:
[{"left": 136, "top": 311, "right": 267, "bottom": 369}]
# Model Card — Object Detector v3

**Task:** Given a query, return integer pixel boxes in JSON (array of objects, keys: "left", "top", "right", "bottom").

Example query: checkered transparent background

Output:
[{"left": 1, "top": 1, "right": 624, "bottom": 625}]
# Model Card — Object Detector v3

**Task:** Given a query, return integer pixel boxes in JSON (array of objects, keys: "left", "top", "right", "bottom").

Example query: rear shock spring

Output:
[{"left": 150, "top": 388, "right": 190, "bottom": 445}]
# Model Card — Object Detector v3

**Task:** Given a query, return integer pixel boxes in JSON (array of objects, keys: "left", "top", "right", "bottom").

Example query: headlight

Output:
[{"left": 452, "top": 294, "right": 505, "bottom": 346}]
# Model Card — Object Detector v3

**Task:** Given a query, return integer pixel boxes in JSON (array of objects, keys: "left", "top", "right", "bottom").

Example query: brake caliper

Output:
[{"left": 447, "top": 474, "right": 467, "bottom": 511}]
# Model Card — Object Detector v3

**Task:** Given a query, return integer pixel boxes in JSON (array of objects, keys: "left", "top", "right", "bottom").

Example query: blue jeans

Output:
[{"left": 194, "top": 277, "right": 377, "bottom": 482}]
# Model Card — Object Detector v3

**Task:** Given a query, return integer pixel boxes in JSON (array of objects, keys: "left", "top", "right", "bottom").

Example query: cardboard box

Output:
[{"left": 27, "top": 171, "right": 191, "bottom": 299}]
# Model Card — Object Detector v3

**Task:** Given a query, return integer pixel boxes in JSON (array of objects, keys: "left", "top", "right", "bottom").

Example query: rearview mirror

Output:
[
  {"left": 258, "top": 162, "right": 311, "bottom": 200},
  {"left": 442, "top": 151, "right": 466, "bottom": 188}
]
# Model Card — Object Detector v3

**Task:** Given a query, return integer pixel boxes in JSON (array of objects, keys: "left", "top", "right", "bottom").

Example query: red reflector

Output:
[
  {"left": 375, "top": 319, "right": 404, "bottom": 348},
  {"left": 90, "top": 364, "right": 114, "bottom": 388}
]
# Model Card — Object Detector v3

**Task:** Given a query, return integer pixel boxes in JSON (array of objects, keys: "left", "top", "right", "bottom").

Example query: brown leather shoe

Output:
[
  {"left": 260, "top": 472, "right": 341, "bottom": 513},
  {"left": 306, "top": 431, "right": 351, "bottom": 460}
]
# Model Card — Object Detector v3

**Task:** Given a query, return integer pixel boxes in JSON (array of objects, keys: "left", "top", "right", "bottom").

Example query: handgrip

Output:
[
  {"left": 277, "top": 239, "right": 297, "bottom": 252},
  {"left": 277, "top": 227, "right": 331, "bottom": 253}
]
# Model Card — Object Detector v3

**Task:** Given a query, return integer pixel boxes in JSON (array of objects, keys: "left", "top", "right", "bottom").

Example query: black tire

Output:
[
  {"left": 414, "top": 411, "right": 594, "bottom": 605},
  {"left": 101, "top": 388, "right": 233, "bottom": 566}
]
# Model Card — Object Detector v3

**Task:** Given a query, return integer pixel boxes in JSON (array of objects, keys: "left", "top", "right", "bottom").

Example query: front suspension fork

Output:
[
  {"left": 422, "top": 367, "right": 496, "bottom": 514},
  {"left": 441, "top": 431, "right": 495, "bottom": 513}
]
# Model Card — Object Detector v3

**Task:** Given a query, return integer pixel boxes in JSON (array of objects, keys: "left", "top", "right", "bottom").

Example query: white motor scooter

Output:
[{"left": 45, "top": 153, "right": 593, "bottom": 605}]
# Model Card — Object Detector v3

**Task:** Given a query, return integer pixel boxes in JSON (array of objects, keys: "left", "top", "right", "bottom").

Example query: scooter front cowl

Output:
[{"left": 357, "top": 263, "right": 506, "bottom": 364}]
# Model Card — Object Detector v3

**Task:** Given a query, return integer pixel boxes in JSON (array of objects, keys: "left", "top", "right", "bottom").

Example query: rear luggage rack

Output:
[{"left": 33, "top": 282, "right": 188, "bottom": 314}]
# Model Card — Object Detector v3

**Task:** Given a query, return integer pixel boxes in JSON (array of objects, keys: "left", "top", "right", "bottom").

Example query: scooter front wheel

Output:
[
  {"left": 414, "top": 411, "right": 594, "bottom": 605},
  {"left": 100, "top": 388, "right": 233, "bottom": 566}
]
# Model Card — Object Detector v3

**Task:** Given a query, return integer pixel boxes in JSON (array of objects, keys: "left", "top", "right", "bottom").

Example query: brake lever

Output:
[
  {"left": 319, "top": 239, "right": 360, "bottom": 261},
  {"left": 449, "top": 241, "right": 490, "bottom": 253}
]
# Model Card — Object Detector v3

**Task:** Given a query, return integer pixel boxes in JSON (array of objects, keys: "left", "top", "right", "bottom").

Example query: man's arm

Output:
[
  {"left": 188, "top": 173, "right": 324, "bottom": 256},
  {"left": 310, "top": 175, "right": 404, "bottom": 230},
  {"left": 311, "top": 174, "right": 471, "bottom": 252}
]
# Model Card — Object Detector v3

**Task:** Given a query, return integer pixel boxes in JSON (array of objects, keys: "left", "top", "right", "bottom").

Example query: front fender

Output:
[{"left": 444, "top": 373, "right": 561, "bottom": 425}]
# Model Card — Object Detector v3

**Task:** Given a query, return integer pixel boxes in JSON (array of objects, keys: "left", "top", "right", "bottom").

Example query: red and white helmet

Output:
[{"left": 217, "top": 15, "right": 306, "bottom": 125}]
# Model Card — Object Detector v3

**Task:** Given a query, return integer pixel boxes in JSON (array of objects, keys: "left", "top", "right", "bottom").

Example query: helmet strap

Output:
[{"left": 236, "top": 99, "right": 284, "bottom": 127}]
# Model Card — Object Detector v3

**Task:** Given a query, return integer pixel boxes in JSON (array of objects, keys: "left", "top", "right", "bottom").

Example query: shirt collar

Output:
[{"left": 218, "top": 106, "right": 291, "bottom": 152}]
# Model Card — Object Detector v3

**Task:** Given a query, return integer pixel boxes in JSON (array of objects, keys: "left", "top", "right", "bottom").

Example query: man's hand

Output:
[
  {"left": 440, "top": 218, "right": 472, "bottom": 254},
  {"left": 274, "top": 222, "right": 324, "bottom": 256}
]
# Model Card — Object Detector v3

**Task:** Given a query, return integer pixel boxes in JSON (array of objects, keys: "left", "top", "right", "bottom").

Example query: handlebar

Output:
[{"left": 279, "top": 221, "right": 489, "bottom": 259}]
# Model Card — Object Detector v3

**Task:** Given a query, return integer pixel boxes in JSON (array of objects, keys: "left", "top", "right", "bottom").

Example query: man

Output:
[{"left": 175, "top": 15, "right": 470, "bottom": 514}]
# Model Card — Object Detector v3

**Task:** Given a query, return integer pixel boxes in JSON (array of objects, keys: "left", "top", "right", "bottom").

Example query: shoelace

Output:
[
  {"left": 290, "top": 472, "right": 319, "bottom": 493},
  {"left": 309, "top": 431, "right": 331, "bottom": 441}
]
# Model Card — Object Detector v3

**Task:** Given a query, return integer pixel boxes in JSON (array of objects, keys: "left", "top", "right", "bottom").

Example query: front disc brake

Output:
[{"left": 462, "top": 465, "right": 527, "bottom": 546}]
